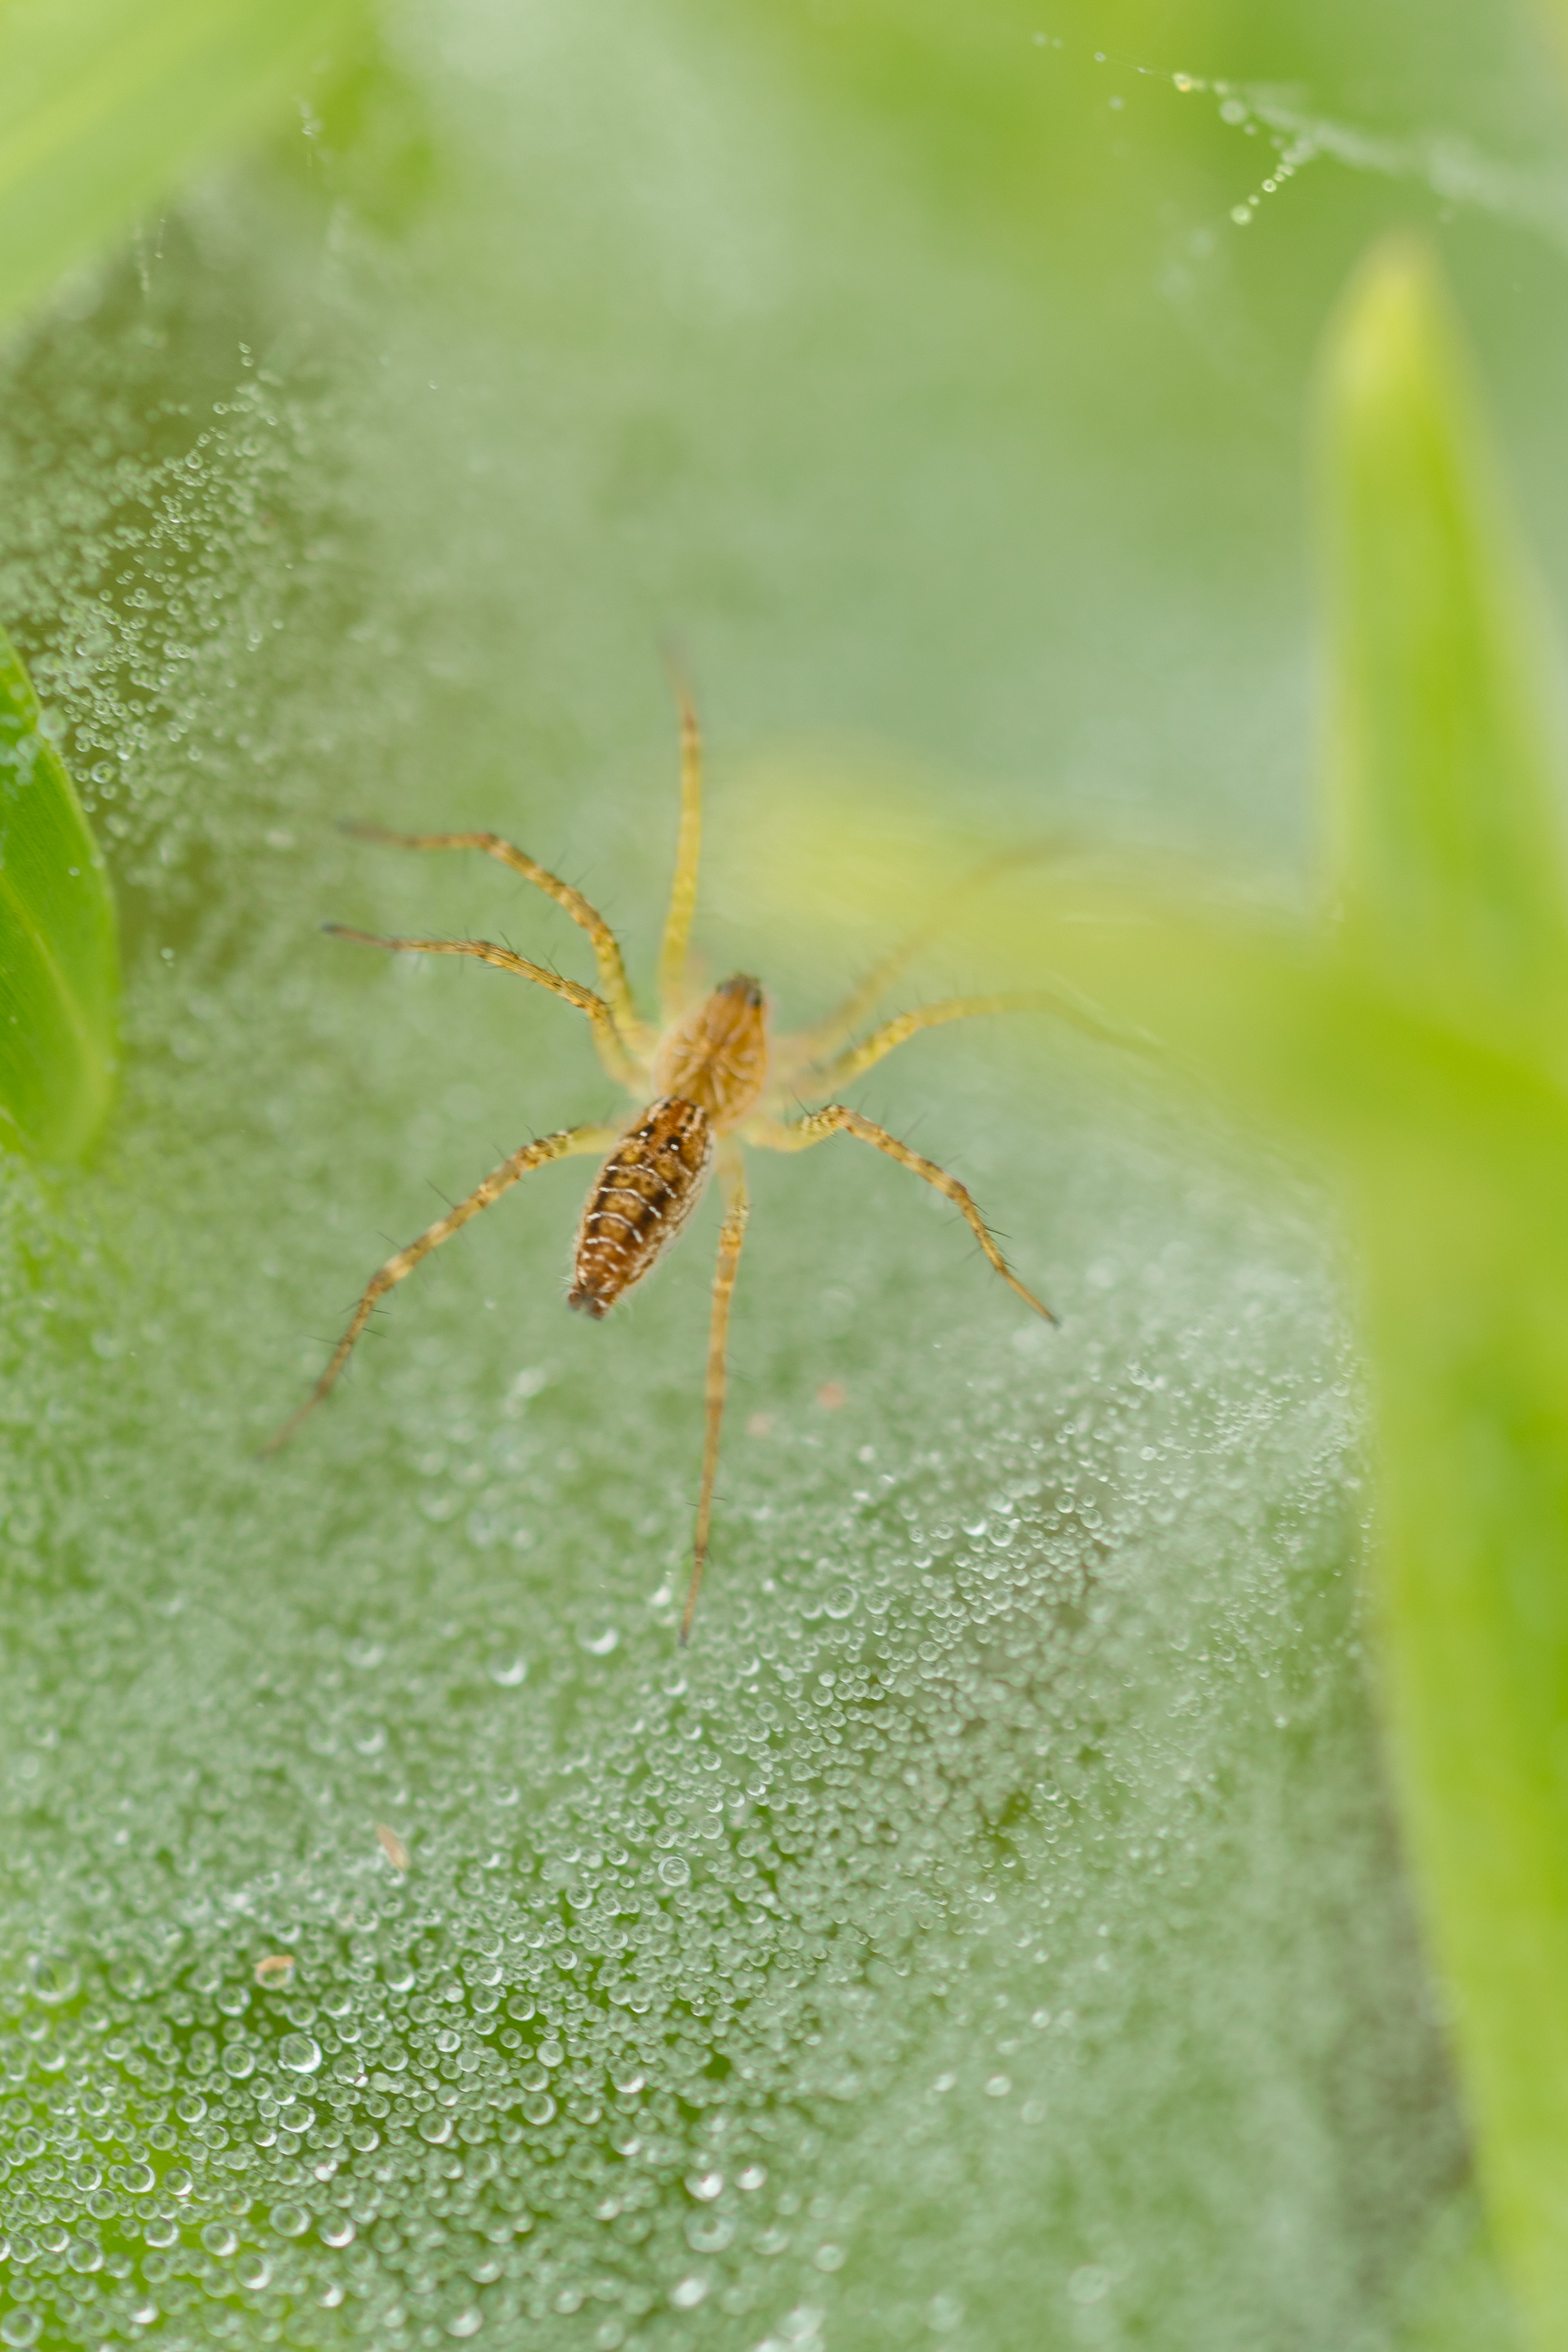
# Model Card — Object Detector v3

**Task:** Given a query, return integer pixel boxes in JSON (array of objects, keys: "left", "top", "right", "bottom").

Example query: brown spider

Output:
[{"left": 267, "top": 688, "right": 1066, "bottom": 1639}]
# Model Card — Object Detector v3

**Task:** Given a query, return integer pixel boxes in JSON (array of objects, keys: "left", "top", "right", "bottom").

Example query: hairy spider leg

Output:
[
  {"left": 681, "top": 1145, "right": 751, "bottom": 1645},
  {"left": 323, "top": 925, "right": 646, "bottom": 1092},
  {"left": 796, "top": 985, "right": 1153, "bottom": 1094},
  {"left": 746, "top": 1106, "right": 1055, "bottom": 1324},
  {"left": 775, "top": 843, "right": 1076, "bottom": 1080},
  {"left": 341, "top": 823, "right": 652, "bottom": 1054},
  {"left": 263, "top": 1122, "right": 620, "bottom": 1455},
  {"left": 657, "top": 672, "right": 704, "bottom": 1022}
]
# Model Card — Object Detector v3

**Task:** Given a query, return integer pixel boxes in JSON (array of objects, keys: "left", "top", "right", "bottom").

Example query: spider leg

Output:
[
  {"left": 789, "top": 984, "right": 1154, "bottom": 1094},
  {"left": 341, "top": 823, "right": 651, "bottom": 1052},
  {"left": 774, "top": 843, "right": 1074, "bottom": 1077},
  {"left": 745, "top": 1106, "right": 1055, "bottom": 1324},
  {"left": 657, "top": 668, "right": 704, "bottom": 1022},
  {"left": 263, "top": 1121, "right": 619, "bottom": 1455},
  {"left": 324, "top": 925, "right": 645, "bottom": 1091},
  {"left": 681, "top": 1143, "right": 750, "bottom": 1645}
]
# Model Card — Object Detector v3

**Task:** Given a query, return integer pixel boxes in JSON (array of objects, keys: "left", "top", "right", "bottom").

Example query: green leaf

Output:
[
  {"left": 0, "top": 624, "right": 118, "bottom": 1161},
  {"left": 0, "top": 0, "right": 358, "bottom": 333},
  {"left": 1311, "top": 241, "right": 1568, "bottom": 2352},
  {"left": 1318, "top": 238, "right": 1568, "bottom": 1051}
]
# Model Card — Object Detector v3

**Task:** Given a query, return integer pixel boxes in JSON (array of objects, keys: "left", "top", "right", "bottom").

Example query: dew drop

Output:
[{"left": 29, "top": 1953, "right": 79, "bottom": 2004}]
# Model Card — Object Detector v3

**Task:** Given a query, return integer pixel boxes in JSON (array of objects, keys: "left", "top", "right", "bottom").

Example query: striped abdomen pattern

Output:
[{"left": 568, "top": 1098, "right": 715, "bottom": 1319}]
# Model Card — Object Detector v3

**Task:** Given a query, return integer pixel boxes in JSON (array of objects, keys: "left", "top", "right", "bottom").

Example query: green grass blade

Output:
[
  {"left": 1319, "top": 238, "right": 1568, "bottom": 1046},
  {"left": 0, "top": 624, "right": 118, "bottom": 1160},
  {"left": 1313, "top": 240, "right": 1568, "bottom": 2352},
  {"left": 0, "top": 0, "right": 356, "bottom": 332}
]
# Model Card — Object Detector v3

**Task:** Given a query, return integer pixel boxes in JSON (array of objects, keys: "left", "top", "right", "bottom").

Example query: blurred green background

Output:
[{"left": 2, "top": 0, "right": 1566, "bottom": 2346}]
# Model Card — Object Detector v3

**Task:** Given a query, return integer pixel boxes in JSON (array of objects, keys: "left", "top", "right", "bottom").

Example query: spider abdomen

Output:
[{"left": 568, "top": 1097, "right": 716, "bottom": 1318}]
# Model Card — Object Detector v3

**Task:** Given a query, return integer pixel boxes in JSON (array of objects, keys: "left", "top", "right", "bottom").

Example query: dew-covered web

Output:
[
  {"left": 1042, "top": 29, "right": 1568, "bottom": 251},
  {"left": 0, "top": 2, "right": 1478, "bottom": 2348}
]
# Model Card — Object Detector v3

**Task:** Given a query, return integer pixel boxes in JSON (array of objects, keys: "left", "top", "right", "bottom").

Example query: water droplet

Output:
[
  {"left": 222, "top": 2044, "right": 255, "bottom": 2078},
  {"left": 320, "top": 2216, "right": 355, "bottom": 2247},
  {"left": 0, "top": 2313, "right": 41, "bottom": 2348},
  {"left": 254, "top": 1953, "right": 295, "bottom": 1990},
  {"left": 202, "top": 2223, "right": 237, "bottom": 2257},
  {"left": 658, "top": 1856, "right": 691, "bottom": 1888},
  {"left": 446, "top": 2312, "right": 483, "bottom": 2339},
  {"left": 488, "top": 1654, "right": 528, "bottom": 1685},
  {"left": 670, "top": 2275, "right": 708, "bottom": 2309},
  {"left": 29, "top": 1953, "right": 79, "bottom": 2004},
  {"left": 270, "top": 2203, "right": 309, "bottom": 2237},
  {"left": 685, "top": 2170, "right": 722, "bottom": 2201},
  {"left": 581, "top": 1625, "right": 619, "bottom": 1655},
  {"left": 236, "top": 2252, "right": 272, "bottom": 2290},
  {"left": 279, "top": 2032, "right": 321, "bottom": 2073},
  {"left": 984, "top": 2073, "right": 1012, "bottom": 2097}
]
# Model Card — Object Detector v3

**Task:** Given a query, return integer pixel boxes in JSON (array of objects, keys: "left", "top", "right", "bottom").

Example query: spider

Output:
[{"left": 267, "top": 687, "right": 1070, "bottom": 1640}]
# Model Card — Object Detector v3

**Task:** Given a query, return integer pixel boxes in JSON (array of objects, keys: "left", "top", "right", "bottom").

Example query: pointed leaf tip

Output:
[
  {"left": 0, "top": 626, "right": 119, "bottom": 1163},
  {"left": 1317, "top": 238, "right": 1568, "bottom": 1043}
]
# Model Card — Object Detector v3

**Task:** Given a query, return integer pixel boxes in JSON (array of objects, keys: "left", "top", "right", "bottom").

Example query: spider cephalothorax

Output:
[{"left": 268, "top": 688, "right": 1061, "bottom": 1638}]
